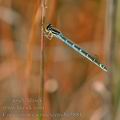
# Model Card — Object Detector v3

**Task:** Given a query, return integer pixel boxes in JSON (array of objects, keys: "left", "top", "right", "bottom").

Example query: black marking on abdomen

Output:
[
  {"left": 94, "top": 59, "right": 100, "bottom": 65},
  {"left": 88, "top": 55, "right": 95, "bottom": 61},
  {"left": 60, "top": 35, "right": 67, "bottom": 41},
  {"left": 74, "top": 45, "right": 81, "bottom": 50},
  {"left": 81, "top": 50, "right": 88, "bottom": 55},
  {"left": 66, "top": 40, "right": 73, "bottom": 46}
]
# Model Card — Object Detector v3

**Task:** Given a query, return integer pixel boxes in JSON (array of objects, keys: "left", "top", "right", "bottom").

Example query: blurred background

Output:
[{"left": 0, "top": 0, "right": 119, "bottom": 120}]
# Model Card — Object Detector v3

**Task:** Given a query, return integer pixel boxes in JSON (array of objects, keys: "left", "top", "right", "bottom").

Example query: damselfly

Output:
[{"left": 45, "top": 24, "right": 108, "bottom": 72}]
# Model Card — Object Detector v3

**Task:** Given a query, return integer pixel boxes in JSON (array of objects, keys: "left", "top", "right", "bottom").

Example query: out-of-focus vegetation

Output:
[
  {"left": 0, "top": 0, "right": 120, "bottom": 120},
  {"left": 112, "top": 0, "right": 120, "bottom": 120}
]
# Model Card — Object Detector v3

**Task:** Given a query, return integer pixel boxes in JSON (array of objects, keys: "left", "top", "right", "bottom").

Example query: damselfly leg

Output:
[{"left": 44, "top": 28, "right": 53, "bottom": 40}]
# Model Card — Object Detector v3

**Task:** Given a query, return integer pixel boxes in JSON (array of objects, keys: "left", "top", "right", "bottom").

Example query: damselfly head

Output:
[
  {"left": 47, "top": 24, "right": 52, "bottom": 31},
  {"left": 46, "top": 24, "right": 61, "bottom": 35}
]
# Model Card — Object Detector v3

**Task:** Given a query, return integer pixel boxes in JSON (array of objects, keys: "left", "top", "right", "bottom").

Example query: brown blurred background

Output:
[{"left": 0, "top": 0, "right": 119, "bottom": 120}]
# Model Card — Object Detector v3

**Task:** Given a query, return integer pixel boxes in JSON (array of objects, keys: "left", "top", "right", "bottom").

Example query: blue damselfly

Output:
[{"left": 45, "top": 24, "right": 108, "bottom": 72}]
